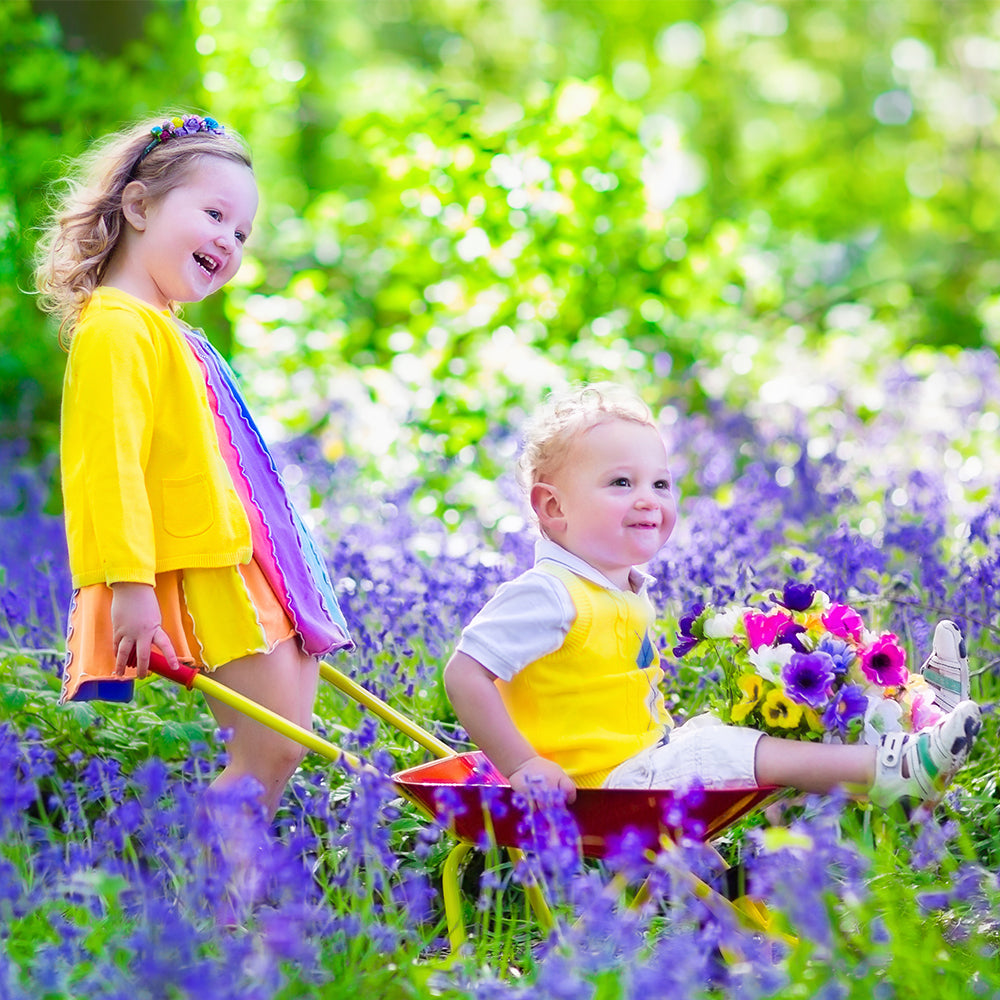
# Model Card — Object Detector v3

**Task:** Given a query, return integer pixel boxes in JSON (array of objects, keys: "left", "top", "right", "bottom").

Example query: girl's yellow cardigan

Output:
[{"left": 60, "top": 286, "right": 252, "bottom": 588}]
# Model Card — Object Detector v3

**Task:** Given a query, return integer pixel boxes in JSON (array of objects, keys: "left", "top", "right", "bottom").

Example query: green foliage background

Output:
[
  {"left": 3, "top": 7, "right": 1000, "bottom": 993},
  {"left": 4, "top": 0, "right": 1000, "bottom": 506}
]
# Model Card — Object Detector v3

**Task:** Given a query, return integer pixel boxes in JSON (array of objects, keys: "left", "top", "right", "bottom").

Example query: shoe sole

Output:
[{"left": 934, "top": 710, "right": 981, "bottom": 793}]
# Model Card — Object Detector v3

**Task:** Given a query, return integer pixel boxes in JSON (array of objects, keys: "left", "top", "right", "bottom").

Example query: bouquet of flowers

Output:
[{"left": 673, "top": 581, "right": 944, "bottom": 745}]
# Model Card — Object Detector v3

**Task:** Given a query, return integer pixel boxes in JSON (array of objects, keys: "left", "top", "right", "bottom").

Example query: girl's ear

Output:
[
  {"left": 121, "top": 181, "right": 151, "bottom": 231},
  {"left": 530, "top": 482, "right": 566, "bottom": 537}
]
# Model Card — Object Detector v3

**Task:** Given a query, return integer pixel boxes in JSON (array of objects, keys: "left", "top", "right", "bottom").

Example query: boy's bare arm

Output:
[{"left": 443, "top": 650, "right": 577, "bottom": 801}]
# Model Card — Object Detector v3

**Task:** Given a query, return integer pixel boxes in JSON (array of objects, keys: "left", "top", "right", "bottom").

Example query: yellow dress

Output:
[
  {"left": 60, "top": 292, "right": 351, "bottom": 703},
  {"left": 62, "top": 561, "right": 296, "bottom": 702}
]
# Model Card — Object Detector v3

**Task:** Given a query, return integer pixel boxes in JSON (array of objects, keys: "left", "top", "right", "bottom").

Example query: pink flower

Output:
[
  {"left": 822, "top": 604, "right": 865, "bottom": 642},
  {"left": 909, "top": 685, "right": 945, "bottom": 732},
  {"left": 744, "top": 610, "right": 792, "bottom": 651},
  {"left": 860, "top": 633, "right": 908, "bottom": 687}
]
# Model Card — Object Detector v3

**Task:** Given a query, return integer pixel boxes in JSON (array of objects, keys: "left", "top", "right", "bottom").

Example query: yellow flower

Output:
[
  {"left": 803, "top": 706, "right": 825, "bottom": 735},
  {"left": 801, "top": 611, "right": 825, "bottom": 639},
  {"left": 761, "top": 688, "right": 803, "bottom": 729},
  {"left": 731, "top": 674, "right": 763, "bottom": 723}
]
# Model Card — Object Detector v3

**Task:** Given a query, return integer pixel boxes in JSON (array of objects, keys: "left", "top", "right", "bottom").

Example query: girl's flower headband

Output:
[{"left": 137, "top": 114, "right": 226, "bottom": 165}]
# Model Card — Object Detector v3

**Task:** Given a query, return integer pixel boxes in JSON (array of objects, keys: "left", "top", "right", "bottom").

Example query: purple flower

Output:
[
  {"left": 781, "top": 651, "right": 836, "bottom": 708},
  {"left": 672, "top": 601, "right": 705, "bottom": 657},
  {"left": 917, "top": 889, "right": 953, "bottom": 913},
  {"left": 662, "top": 784, "right": 708, "bottom": 841},
  {"left": 513, "top": 790, "right": 582, "bottom": 891},
  {"left": 910, "top": 817, "right": 959, "bottom": 870},
  {"left": 821, "top": 683, "right": 868, "bottom": 737},
  {"left": 816, "top": 635, "right": 857, "bottom": 675},
  {"left": 351, "top": 715, "right": 380, "bottom": 751},
  {"left": 433, "top": 785, "right": 467, "bottom": 821},
  {"left": 604, "top": 828, "right": 655, "bottom": 882},
  {"left": 775, "top": 581, "right": 817, "bottom": 612},
  {"left": 391, "top": 870, "right": 436, "bottom": 924},
  {"left": 774, "top": 620, "right": 809, "bottom": 652}
]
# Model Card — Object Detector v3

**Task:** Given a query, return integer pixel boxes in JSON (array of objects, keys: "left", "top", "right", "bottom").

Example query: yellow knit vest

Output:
[{"left": 497, "top": 561, "right": 671, "bottom": 788}]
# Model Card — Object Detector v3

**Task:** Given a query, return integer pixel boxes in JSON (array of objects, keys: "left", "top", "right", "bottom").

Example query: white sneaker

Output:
[
  {"left": 917, "top": 620, "right": 970, "bottom": 712},
  {"left": 870, "top": 700, "right": 981, "bottom": 809}
]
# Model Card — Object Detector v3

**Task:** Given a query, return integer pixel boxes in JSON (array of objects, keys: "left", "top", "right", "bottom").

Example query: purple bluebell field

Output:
[{"left": 2, "top": 354, "right": 999, "bottom": 998}]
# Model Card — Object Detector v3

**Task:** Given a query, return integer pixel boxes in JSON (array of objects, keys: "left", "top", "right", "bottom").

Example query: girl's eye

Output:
[
  {"left": 235, "top": 231, "right": 247, "bottom": 244},
  {"left": 207, "top": 209, "right": 222, "bottom": 221},
  {"left": 611, "top": 477, "right": 630, "bottom": 487},
  {"left": 655, "top": 479, "right": 672, "bottom": 491}
]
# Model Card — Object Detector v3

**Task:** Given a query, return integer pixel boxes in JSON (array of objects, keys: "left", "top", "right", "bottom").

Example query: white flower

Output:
[
  {"left": 703, "top": 607, "right": 742, "bottom": 639},
  {"left": 748, "top": 643, "right": 796, "bottom": 683},
  {"left": 861, "top": 694, "right": 903, "bottom": 745}
]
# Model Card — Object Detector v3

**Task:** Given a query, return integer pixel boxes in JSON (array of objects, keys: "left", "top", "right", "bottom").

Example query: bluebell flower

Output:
[
  {"left": 603, "top": 828, "right": 652, "bottom": 883},
  {"left": 917, "top": 888, "right": 953, "bottom": 913}
]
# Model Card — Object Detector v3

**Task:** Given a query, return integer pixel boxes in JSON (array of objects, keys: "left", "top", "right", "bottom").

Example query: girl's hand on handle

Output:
[
  {"left": 508, "top": 755, "right": 578, "bottom": 803},
  {"left": 110, "top": 582, "right": 181, "bottom": 678}
]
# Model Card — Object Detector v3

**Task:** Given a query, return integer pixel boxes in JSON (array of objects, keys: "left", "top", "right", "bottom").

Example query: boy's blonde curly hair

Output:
[
  {"left": 34, "top": 113, "right": 252, "bottom": 344},
  {"left": 517, "top": 382, "right": 656, "bottom": 490}
]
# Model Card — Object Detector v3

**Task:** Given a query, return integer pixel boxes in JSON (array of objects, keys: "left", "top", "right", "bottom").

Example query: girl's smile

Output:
[{"left": 106, "top": 155, "right": 258, "bottom": 310}]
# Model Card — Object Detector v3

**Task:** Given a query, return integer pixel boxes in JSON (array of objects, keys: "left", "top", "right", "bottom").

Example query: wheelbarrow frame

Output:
[{"left": 147, "top": 652, "right": 783, "bottom": 954}]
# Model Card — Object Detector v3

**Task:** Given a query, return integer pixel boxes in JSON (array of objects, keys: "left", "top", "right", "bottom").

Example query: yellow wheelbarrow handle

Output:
[
  {"left": 147, "top": 652, "right": 375, "bottom": 774},
  {"left": 318, "top": 662, "right": 453, "bottom": 759}
]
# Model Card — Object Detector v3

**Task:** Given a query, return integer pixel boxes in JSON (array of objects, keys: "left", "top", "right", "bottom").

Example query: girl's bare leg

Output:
[
  {"left": 754, "top": 735, "right": 876, "bottom": 794},
  {"left": 204, "top": 637, "right": 321, "bottom": 819}
]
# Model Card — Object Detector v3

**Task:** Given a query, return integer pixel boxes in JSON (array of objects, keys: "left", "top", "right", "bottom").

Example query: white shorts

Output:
[{"left": 603, "top": 714, "right": 764, "bottom": 790}]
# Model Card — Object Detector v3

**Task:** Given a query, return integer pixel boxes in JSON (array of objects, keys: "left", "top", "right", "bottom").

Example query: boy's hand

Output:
[
  {"left": 508, "top": 755, "right": 577, "bottom": 803},
  {"left": 444, "top": 652, "right": 576, "bottom": 802}
]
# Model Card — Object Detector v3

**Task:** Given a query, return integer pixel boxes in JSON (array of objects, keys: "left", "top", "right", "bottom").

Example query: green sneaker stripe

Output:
[
  {"left": 918, "top": 736, "right": 939, "bottom": 780},
  {"left": 922, "top": 668, "right": 962, "bottom": 693}
]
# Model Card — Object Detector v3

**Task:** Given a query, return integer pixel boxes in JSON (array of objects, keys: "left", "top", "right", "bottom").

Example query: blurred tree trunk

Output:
[
  {"left": 26, "top": 0, "right": 234, "bottom": 356},
  {"left": 30, "top": 0, "right": 156, "bottom": 54}
]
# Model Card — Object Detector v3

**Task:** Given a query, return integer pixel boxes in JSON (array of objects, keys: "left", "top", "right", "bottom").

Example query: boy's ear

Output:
[
  {"left": 530, "top": 482, "right": 566, "bottom": 536},
  {"left": 121, "top": 181, "right": 151, "bottom": 231}
]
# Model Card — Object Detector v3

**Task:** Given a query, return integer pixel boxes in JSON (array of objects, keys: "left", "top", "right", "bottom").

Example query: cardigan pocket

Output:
[{"left": 161, "top": 474, "right": 215, "bottom": 538}]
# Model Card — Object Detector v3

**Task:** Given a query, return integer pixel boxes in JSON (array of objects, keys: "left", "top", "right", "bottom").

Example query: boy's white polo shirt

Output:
[{"left": 456, "top": 537, "right": 655, "bottom": 683}]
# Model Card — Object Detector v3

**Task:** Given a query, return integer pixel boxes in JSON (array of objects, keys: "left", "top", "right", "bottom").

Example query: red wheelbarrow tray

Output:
[{"left": 394, "top": 750, "right": 777, "bottom": 860}]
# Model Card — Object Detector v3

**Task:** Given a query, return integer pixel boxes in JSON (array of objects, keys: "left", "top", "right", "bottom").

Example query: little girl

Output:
[{"left": 35, "top": 113, "right": 353, "bottom": 818}]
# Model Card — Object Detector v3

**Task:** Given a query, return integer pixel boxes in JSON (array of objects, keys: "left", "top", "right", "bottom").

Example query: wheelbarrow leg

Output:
[
  {"left": 508, "top": 847, "right": 554, "bottom": 933},
  {"left": 442, "top": 841, "right": 474, "bottom": 952},
  {"left": 596, "top": 837, "right": 795, "bottom": 961},
  {"left": 441, "top": 843, "right": 555, "bottom": 956}
]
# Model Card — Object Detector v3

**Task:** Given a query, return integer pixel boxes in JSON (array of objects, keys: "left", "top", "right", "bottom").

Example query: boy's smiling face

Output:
[{"left": 532, "top": 417, "right": 677, "bottom": 589}]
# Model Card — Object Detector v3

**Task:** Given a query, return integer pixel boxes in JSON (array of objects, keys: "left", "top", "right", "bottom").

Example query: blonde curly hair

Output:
[
  {"left": 517, "top": 382, "right": 657, "bottom": 490},
  {"left": 33, "top": 113, "right": 252, "bottom": 345}
]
